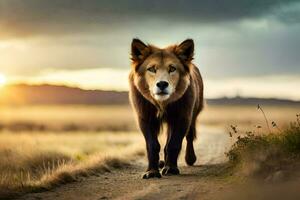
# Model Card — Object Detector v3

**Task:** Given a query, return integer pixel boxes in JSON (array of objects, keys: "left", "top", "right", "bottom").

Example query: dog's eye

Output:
[
  {"left": 169, "top": 65, "right": 176, "bottom": 73},
  {"left": 147, "top": 66, "right": 156, "bottom": 73}
]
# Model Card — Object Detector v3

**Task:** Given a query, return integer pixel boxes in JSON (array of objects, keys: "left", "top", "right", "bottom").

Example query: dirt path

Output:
[
  {"left": 18, "top": 162, "right": 300, "bottom": 200},
  {"left": 16, "top": 126, "right": 300, "bottom": 200},
  {"left": 19, "top": 163, "right": 233, "bottom": 200},
  {"left": 18, "top": 127, "right": 235, "bottom": 200}
]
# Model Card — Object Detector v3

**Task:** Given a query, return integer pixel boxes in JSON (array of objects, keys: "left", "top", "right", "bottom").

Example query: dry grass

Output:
[
  {"left": 200, "top": 104, "right": 300, "bottom": 131},
  {"left": 0, "top": 104, "right": 299, "bottom": 198},
  {"left": 0, "top": 105, "right": 136, "bottom": 132},
  {"left": 0, "top": 104, "right": 299, "bottom": 132},
  {"left": 226, "top": 117, "right": 300, "bottom": 180},
  {"left": 0, "top": 131, "right": 144, "bottom": 199}
]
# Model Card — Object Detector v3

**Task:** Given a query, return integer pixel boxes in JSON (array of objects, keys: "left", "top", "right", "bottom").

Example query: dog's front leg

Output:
[
  {"left": 163, "top": 117, "right": 190, "bottom": 175},
  {"left": 138, "top": 117, "right": 161, "bottom": 179}
]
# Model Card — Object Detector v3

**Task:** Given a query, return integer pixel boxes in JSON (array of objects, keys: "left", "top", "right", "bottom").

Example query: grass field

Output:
[
  {"left": 0, "top": 104, "right": 299, "bottom": 132},
  {"left": 0, "top": 104, "right": 299, "bottom": 198},
  {"left": 0, "top": 105, "right": 136, "bottom": 132},
  {"left": 0, "top": 131, "right": 144, "bottom": 198}
]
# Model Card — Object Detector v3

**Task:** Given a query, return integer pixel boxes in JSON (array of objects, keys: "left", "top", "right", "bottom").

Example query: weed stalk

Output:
[{"left": 257, "top": 104, "right": 271, "bottom": 134}]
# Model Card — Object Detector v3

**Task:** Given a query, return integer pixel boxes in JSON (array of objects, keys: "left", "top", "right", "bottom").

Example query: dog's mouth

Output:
[
  {"left": 155, "top": 91, "right": 169, "bottom": 96},
  {"left": 153, "top": 91, "right": 170, "bottom": 101}
]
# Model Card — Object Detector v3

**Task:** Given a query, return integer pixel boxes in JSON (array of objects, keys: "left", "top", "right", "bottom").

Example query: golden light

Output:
[{"left": 0, "top": 73, "right": 7, "bottom": 86}]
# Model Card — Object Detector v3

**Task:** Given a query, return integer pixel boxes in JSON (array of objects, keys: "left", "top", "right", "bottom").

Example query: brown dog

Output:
[{"left": 129, "top": 39, "right": 203, "bottom": 179}]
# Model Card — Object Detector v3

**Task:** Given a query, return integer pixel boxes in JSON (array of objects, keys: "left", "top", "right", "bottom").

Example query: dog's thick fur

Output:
[{"left": 129, "top": 39, "right": 203, "bottom": 179}]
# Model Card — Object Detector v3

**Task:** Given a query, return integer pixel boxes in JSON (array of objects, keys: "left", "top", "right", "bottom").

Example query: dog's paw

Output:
[
  {"left": 185, "top": 152, "right": 197, "bottom": 166},
  {"left": 162, "top": 166, "right": 180, "bottom": 176},
  {"left": 158, "top": 160, "right": 165, "bottom": 169},
  {"left": 142, "top": 169, "right": 161, "bottom": 179}
]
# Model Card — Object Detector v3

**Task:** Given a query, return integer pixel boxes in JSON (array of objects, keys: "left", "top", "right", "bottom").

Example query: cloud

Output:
[
  {"left": 0, "top": 0, "right": 299, "bottom": 38},
  {"left": 0, "top": 0, "right": 299, "bottom": 86}
]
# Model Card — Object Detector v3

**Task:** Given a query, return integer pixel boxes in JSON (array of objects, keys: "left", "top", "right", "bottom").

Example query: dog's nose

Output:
[{"left": 156, "top": 81, "right": 169, "bottom": 90}]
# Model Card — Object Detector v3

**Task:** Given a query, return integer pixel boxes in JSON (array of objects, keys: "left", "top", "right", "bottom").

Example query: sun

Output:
[{"left": 0, "top": 73, "right": 7, "bottom": 86}]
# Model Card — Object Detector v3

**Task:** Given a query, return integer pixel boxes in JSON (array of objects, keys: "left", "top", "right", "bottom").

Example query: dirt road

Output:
[
  {"left": 17, "top": 126, "right": 300, "bottom": 200},
  {"left": 17, "top": 127, "right": 238, "bottom": 200},
  {"left": 19, "top": 162, "right": 234, "bottom": 200},
  {"left": 18, "top": 162, "right": 300, "bottom": 200}
]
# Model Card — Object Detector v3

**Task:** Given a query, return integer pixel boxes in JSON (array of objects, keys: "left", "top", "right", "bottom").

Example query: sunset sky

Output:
[{"left": 0, "top": 0, "right": 300, "bottom": 99}]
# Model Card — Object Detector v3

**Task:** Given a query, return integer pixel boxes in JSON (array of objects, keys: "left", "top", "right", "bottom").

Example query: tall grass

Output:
[
  {"left": 226, "top": 118, "right": 300, "bottom": 178},
  {"left": 0, "top": 132, "right": 144, "bottom": 199}
]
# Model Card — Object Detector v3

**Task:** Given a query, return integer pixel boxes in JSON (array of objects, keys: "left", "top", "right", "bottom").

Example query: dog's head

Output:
[{"left": 130, "top": 39, "right": 194, "bottom": 104}]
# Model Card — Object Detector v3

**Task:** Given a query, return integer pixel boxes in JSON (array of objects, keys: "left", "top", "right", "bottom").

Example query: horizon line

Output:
[{"left": 2, "top": 82, "right": 300, "bottom": 102}]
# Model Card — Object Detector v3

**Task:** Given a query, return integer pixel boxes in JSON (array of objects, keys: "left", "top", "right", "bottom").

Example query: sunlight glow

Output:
[
  {"left": 0, "top": 73, "right": 7, "bottom": 86},
  {"left": 7, "top": 68, "right": 300, "bottom": 100}
]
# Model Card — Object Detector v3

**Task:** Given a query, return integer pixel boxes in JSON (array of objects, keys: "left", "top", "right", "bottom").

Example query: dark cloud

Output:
[{"left": 0, "top": 0, "right": 299, "bottom": 38}]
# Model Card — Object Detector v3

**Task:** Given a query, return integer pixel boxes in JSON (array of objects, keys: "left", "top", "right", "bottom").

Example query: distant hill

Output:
[
  {"left": 0, "top": 84, "right": 128, "bottom": 105},
  {"left": 0, "top": 84, "right": 299, "bottom": 106}
]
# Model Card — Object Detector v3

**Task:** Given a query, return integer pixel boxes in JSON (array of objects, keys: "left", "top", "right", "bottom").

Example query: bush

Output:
[{"left": 226, "top": 120, "right": 300, "bottom": 177}]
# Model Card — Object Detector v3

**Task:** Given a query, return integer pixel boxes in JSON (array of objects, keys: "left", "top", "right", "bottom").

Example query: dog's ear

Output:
[
  {"left": 131, "top": 38, "right": 151, "bottom": 63},
  {"left": 175, "top": 39, "right": 194, "bottom": 63}
]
